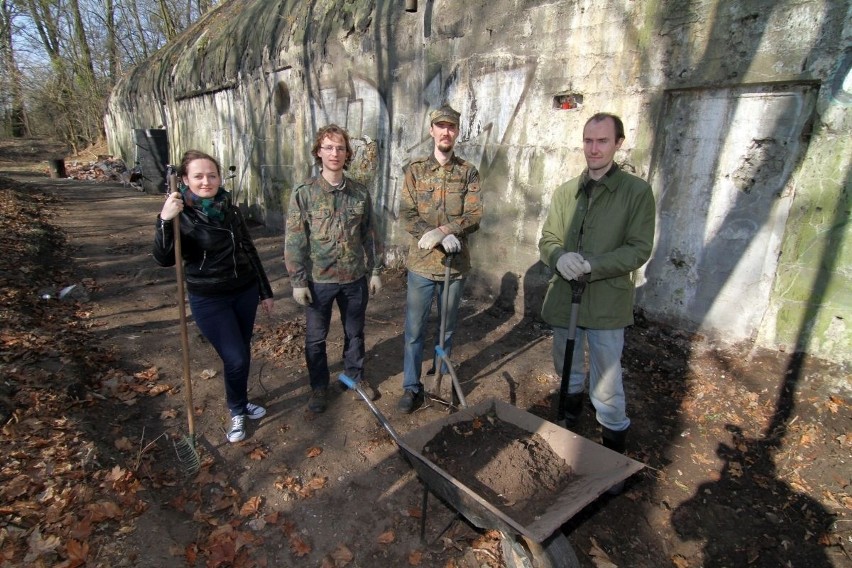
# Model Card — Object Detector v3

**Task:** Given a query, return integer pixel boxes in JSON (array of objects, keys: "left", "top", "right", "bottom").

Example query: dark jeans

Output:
[
  {"left": 189, "top": 283, "right": 259, "bottom": 417},
  {"left": 304, "top": 277, "right": 368, "bottom": 390}
]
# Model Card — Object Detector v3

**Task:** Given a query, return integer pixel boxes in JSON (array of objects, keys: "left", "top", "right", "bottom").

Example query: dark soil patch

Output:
[{"left": 423, "top": 411, "right": 573, "bottom": 527}]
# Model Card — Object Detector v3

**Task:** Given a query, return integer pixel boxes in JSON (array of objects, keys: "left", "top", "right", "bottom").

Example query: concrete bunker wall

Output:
[{"left": 105, "top": 0, "right": 852, "bottom": 366}]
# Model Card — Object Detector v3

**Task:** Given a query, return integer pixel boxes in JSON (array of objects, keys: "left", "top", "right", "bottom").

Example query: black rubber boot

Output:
[
  {"left": 601, "top": 426, "right": 629, "bottom": 495},
  {"left": 562, "top": 393, "right": 584, "bottom": 429}
]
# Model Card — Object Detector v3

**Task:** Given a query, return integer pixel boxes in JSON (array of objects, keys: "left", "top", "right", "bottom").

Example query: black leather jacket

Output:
[{"left": 153, "top": 196, "right": 273, "bottom": 300}]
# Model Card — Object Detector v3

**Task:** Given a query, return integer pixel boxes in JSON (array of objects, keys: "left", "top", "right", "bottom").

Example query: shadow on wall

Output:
[{"left": 466, "top": 260, "right": 552, "bottom": 322}]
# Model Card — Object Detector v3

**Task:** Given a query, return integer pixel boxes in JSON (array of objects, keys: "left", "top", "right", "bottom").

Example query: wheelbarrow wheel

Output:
[{"left": 499, "top": 530, "right": 580, "bottom": 568}]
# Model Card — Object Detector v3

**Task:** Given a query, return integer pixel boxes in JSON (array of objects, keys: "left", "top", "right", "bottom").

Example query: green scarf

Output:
[{"left": 180, "top": 184, "right": 227, "bottom": 221}]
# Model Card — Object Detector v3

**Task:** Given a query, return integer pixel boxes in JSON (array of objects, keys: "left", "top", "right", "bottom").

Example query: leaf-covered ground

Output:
[{"left": 1, "top": 140, "right": 850, "bottom": 567}]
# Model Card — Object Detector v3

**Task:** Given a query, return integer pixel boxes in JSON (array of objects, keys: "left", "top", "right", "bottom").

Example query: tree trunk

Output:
[
  {"left": 104, "top": 0, "right": 117, "bottom": 86},
  {"left": 0, "top": 0, "right": 30, "bottom": 136}
]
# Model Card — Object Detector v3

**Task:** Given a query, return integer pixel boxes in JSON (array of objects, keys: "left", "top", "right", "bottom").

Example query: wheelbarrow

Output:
[{"left": 339, "top": 375, "right": 644, "bottom": 567}]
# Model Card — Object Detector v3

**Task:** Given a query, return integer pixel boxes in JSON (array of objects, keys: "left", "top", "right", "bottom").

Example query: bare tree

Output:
[
  {"left": 0, "top": 0, "right": 30, "bottom": 135},
  {"left": 4, "top": 0, "right": 219, "bottom": 146}
]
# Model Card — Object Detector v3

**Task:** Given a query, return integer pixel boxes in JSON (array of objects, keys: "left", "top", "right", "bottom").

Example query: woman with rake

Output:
[{"left": 154, "top": 150, "right": 274, "bottom": 444}]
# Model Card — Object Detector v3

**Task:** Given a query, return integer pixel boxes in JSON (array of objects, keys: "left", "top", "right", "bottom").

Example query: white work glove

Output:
[
  {"left": 556, "top": 252, "right": 591, "bottom": 281},
  {"left": 292, "top": 286, "right": 312, "bottom": 306},
  {"left": 160, "top": 192, "right": 184, "bottom": 221},
  {"left": 369, "top": 275, "right": 382, "bottom": 295},
  {"left": 418, "top": 227, "right": 446, "bottom": 250},
  {"left": 441, "top": 233, "right": 461, "bottom": 253}
]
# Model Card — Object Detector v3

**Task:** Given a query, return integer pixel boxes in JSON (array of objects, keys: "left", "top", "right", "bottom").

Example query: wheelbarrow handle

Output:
[{"left": 339, "top": 374, "right": 405, "bottom": 445}]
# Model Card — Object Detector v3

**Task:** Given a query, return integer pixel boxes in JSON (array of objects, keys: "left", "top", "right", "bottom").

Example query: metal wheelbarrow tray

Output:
[
  {"left": 401, "top": 398, "right": 643, "bottom": 539},
  {"left": 340, "top": 375, "right": 644, "bottom": 567}
]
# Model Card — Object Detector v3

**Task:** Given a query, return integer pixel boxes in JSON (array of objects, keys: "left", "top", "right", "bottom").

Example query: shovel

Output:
[
  {"left": 167, "top": 170, "right": 200, "bottom": 474},
  {"left": 431, "top": 253, "right": 467, "bottom": 409},
  {"left": 555, "top": 275, "right": 586, "bottom": 426}
]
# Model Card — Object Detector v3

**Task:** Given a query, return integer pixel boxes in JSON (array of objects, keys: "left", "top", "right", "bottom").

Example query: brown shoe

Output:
[
  {"left": 308, "top": 388, "right": 328, "bottom": 413},
  {"left": 352, "top": 381, "right": 378, "bottom": 401}
]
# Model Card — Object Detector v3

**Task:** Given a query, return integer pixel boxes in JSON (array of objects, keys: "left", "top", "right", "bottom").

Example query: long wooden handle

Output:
[{"left": 169, "top": 174, "right": 195, "bottom": 438}]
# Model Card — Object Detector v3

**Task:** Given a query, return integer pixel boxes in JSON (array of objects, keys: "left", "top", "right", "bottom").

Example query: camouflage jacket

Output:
[
  {"left": 400, "top": 153, "right": 482, "bottom": 279},
  {"left": 284, "top": 175, "right": 380, "bottom": 287}
]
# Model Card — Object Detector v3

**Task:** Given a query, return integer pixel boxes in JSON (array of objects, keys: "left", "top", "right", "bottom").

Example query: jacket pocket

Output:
[
  {"left": 445, "top": 187, "right": 465, "bottom": 216},
  {"left": 344, "top": 204, "right": 365, "bottom": 232},
  {"left": 309, "top": 208, "right": 333, "bottom": 242}
]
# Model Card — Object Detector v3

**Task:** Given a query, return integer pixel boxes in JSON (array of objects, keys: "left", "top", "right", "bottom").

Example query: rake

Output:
[{"left": 167, "top": 170, "right": 200, "bottom": 474}]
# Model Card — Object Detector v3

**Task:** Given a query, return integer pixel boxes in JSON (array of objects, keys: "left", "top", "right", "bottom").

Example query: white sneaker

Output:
[
  {"left": 245, "top": 402, "right": 266, "bottom": 420},
  {"left": 227, "top": 415, "right": 246, "bottom": 443}
]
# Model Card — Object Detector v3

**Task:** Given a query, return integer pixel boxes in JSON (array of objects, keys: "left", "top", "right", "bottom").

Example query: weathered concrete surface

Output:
[{"left": 105, "top": 0, "right": 852, "bottom": 367}]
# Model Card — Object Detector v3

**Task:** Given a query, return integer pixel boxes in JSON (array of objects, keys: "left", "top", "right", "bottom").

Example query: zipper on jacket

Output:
[{"left": 229, "top": 231, "right": 238, "bottom": 278}]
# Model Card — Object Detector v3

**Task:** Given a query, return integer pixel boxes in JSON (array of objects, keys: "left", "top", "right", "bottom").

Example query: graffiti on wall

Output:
[{"left": 308, "top": 59, "right": 534, "bottom": 233}]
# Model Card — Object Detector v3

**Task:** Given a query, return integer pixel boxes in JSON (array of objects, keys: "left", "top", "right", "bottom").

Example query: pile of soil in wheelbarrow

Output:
[{"left": 423, "top": 410, "right": 573, "bottom": 526}]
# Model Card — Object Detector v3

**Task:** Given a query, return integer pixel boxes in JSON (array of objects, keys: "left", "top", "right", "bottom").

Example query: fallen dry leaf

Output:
[
  {"left": 133, "top": 366, "right": 158, "bottom": 381},
  {"left": 199, "top": 368, "right": 217, "bottom": 379},
  {"left": 114, "top": 437, "right": 133, "bottom": 451},
  {"left": 147, "top": 383, "right": 171, "bottom": 396},
  {"left": 290, "top": 534, "right": 312, "bottom": 557},
  {"left": 281, "top": 520, "right": 297, "bottom": 537},
  {"left": 24, "top": 529, "right": 61, "bottom": 562},
  {"left": 159, "top": 408, "right": 178, "bottom": 419},
  {"left": 672, "top": 553, "right": 689, "bottom": 568},
  {"left": 408, "top": 550, "right": 423, "bottom": 565},
  {"left": 377, "top": 530, "right": 395, "bottom": 544},
  {"left": 331, "top": 543, "right": 353, "bottom": 565},
  {"left": 249, "top": 447, "right": 268, "bottom": 460},
  {"left": 65, "top": 539, "right": 89, "bottom": 566},
  {"left": 264, "top": 511, "right": 280, "bottom": 524},
  {"left": 86, "top": 500, "right": 122, "bottom": 521},
  {"left": 239, "top": 496, "right": 262, "bottom": 517},
  {"left": 306, "top": 446, "right": 323, "bottom": 458}
]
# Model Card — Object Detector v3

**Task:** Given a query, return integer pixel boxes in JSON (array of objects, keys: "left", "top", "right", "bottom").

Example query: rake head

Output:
[{"left": 174, "top": 434, "right": 200, "bottom": 475}]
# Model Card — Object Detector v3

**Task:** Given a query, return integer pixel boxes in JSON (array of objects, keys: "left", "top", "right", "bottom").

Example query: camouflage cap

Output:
[{"left": 429, "top": 104, "right": 460, "bottom": 126}]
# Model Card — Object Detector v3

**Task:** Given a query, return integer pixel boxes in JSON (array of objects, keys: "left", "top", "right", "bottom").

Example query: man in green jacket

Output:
[{"left": 539, "top": 112, "right": 655, "bottom": 469}]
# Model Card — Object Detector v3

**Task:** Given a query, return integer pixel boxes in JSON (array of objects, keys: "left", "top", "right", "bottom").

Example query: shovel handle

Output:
[{"left": 555, "top": 275, "right": 586, "bottom": 423}]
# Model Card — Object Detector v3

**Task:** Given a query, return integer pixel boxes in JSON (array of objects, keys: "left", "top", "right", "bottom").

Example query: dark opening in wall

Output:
[
  {"left": 274, "top": 82, "right": 291, "bottom": 115},
  {"left": 554, "top": 93, "right": 583, "bottom": 110}
]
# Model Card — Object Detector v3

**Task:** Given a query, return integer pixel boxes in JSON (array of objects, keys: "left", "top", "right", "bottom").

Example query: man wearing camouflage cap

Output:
[{"left": 397, "top": 104, "right": 483, "bottom": 413}]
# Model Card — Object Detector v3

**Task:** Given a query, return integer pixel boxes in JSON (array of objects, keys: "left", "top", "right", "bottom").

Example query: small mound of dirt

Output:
[{"left": 423, "top": 411, "right": 573, "bottom": 526}]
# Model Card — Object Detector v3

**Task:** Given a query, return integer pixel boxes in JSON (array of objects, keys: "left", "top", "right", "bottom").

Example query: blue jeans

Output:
[
  {"left": 402, "top": 271, "right": 465, "bottom": 393},
  {"left": 552, "top": 326, "right": 629, "bottom": 431},
  {"left": 304, "top": 277, "right": 368, "bottom": 390},
  {"left": 189, "top": 283, "right": 259, "bottom": 417}
]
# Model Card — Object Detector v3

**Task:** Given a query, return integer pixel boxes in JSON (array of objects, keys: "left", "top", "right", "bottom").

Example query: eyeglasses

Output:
[{"left": 320, "top": 145, "right": 347, "bottom": 153}]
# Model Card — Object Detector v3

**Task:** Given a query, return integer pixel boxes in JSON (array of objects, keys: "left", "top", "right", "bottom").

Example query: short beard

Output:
[{"left": 437, "top": 141, "right": 455, "bottom": 153}]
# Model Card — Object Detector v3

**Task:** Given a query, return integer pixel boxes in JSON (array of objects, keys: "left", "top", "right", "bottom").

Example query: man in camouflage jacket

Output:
[
  {"left": 284, "top": 124, "right": 382, "bottom": 413},
  {"left": 397, "top": 104, "right": 483, "bottom": 413}
]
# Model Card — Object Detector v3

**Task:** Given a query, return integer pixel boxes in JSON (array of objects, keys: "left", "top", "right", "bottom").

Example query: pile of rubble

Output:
[{"left": 64, "top": 156, "right": 143, "bottom": 189}]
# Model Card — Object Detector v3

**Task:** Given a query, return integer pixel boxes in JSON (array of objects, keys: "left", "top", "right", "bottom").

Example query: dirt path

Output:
[{"left": 10, "top": 173, "right": 852, "bottom": 567}]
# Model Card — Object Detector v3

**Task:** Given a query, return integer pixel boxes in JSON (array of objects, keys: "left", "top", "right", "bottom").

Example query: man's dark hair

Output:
[
  {"left": 586, "top": 113, "right": 625, "bottom": 142},
  {"left": 311, "top": 124, "right": 353, "bottom": 169}
]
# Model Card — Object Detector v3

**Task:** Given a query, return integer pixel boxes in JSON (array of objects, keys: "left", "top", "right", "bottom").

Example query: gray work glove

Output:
[
  {"left": 292, "top": 286, "right": 312, "bottom": 306},
  {"left": 556, "top": 252, "right": 591, "bottom": 281},
  {"left": 441, "top": 233, "right": 461, "bottom": 253},
  {"left": 369, "top": 275, "right": 382, "bottom": 295},
  {"left": 418, "top": 227, "right": 446, "bottom": 250}
]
